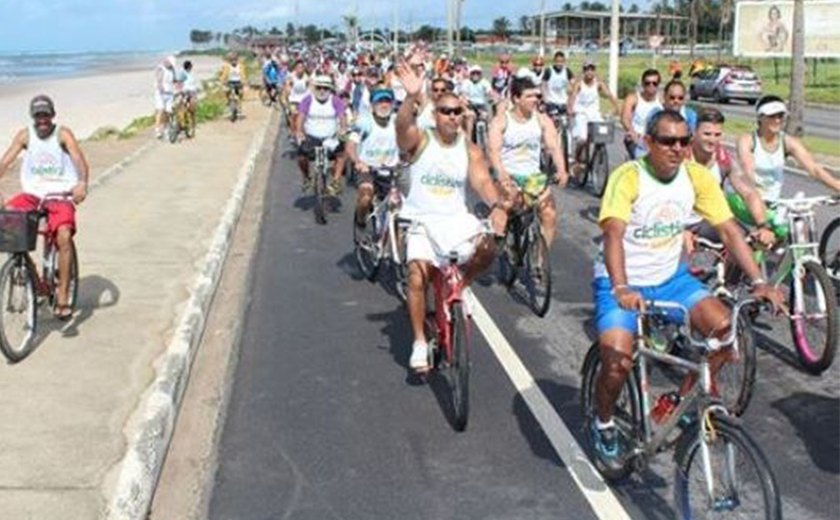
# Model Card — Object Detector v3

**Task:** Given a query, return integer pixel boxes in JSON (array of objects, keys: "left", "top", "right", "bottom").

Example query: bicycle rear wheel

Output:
[
  {"left": 228, "top": 98, "right": 238, "bottom": 122},
  {"left": 589, "top": 144, "right": 609, "bottom": 198},
  {"left": 448, "top": 302, "right": 470, "bottom": 432},
  {"left": 674, "top": 415, "right": 781, "bottom": 520},
  {"left": 819, "top": 217, "right": 840, "bottom": 284},
  {"left": 0, "top": 255, "right": 38, "bottom": 363},
  {"left": 788, "top": 260, "right": 838, "bottom": 374},
  {"left": 524, "top": 226, "right": 552, "bottom": 317},
  {"left": 353, "top": 210, "right": 380, "bottom": 280},
  {"left": 313, "top": 167, "right": 327, "bottom": 225},
  {"left": 580, "top": 342, "right": 640, "bottom": 482}
]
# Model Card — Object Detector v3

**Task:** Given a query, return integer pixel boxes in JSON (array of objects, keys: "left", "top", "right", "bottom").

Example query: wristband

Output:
[
  {"left": 755, "top": 222, "right": 770, "bottom": 230},
  {"left": 612, "top": 284, "right": 630, "bottom": 296},
  {"left": 750, "top": 278, "right": 768, "bottom": 288}
]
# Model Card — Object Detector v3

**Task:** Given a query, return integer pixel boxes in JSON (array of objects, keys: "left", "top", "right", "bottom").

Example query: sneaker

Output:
[
  {"left": 326, "top": 179, "right": 342, "bottom": 197},
  {"left": 589, "top": 420, "right": 622, "bottom": 469},
  {"left": 409, "top": 341, "right": 430, "bottom": 372}
]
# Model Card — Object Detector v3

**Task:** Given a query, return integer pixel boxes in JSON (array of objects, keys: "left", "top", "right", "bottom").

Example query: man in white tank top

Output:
[
  {"left": 295, "top": 76, "right": 348, "bottom": 196},
  {"left": 488, "top": 75, "right": 567, "bottom": 248},
  {"left": 0, "top": 96, "right": 90, "bottom": 320},
  {"left": 154, "top": 55, "right": 177, "bottom": 139},
  {"left": 395, "top": 54, "right": 508, "bottom": 373},
  {"left": 567, "top": 61, "right": 620, "bottom": 176},
  {"left": 347, "top": 88, "right": 400, "bottom": 228},
  {"left": 620, "top": 68, "right": 663, "bottom": 159}
]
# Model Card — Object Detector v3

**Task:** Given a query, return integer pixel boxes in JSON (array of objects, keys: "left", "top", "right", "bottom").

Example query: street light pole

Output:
[
  {"left": 608, "top": 0, "right": 620, "bottom": 96},
  {"left": 540, "top": 0, "right": 547, "bottom": 57}
]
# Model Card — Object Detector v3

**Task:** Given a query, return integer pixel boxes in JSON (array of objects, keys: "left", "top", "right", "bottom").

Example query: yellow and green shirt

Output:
[{"left": 594, "top": 158, "right": 732, "bottom": 286}]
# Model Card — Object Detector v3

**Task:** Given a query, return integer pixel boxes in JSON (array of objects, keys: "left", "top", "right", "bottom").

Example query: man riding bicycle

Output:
[
  {"left": 0, "top": 95, "right": 89, "bottom": 320},
  {"left": 295, "top": 75, "right": 348, "bottom": 196},
  {"left": 541, "top": 51, "right": 574, "bottom": 126},
  {"left": 621, "top": 69, "right": 663, "bottom": 159},
  {"left": 488, "top": 75, "right": 568, "bottom": 248},
  {"left": 590, "top": 109, "right": 784, "bottom": 469},
  {"left": 395, "top": 55, "right": 508, "bottom": 373},
  {"left": 347, "top": 88, "right": 400, "bottom": 229},
  {"left": 458, "top": 65, "right": 494, "bottom": 142},
  {"left": 567, "top": 61, "right": 620, "bottom": 177},
  {"left": 220, "top": 52, "right": 247, "bottom": 104},
  {"left": 262, "top": 56, "right": 281, "bottom": 104}
]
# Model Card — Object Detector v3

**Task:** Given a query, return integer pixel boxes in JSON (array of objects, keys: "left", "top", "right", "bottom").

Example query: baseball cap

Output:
[
  {"left": 370, "top": 88, "right": 395, "bottom": 104},
  {"left": 583, "top": 60, "right": 596, "bottom": 69},
  {"left": 30, "top": 95, "right": 55, "bottom": 117}
]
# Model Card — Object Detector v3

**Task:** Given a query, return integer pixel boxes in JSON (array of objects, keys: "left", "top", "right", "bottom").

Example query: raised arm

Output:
[
  {"left": 395, "top": 58, "right": 424, "bottom": 157},
  {"left": 785, "top": 134, "right": 840, "bottom": 192}
]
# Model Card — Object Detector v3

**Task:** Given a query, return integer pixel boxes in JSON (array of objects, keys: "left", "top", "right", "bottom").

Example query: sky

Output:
[{"left": 0, "top": 0, "right": 650, "bottom": 53}]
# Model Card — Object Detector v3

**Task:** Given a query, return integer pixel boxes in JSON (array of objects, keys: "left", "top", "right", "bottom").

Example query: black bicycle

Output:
[
  {"left": 569, "top": 119, "right": 614, "bottom": 197},
  {"left": 819, "top": 209, "right": 840, "bottom": 297},
  {"left": 544, "top": 104, "right": 572, "bottom": 174},
  {"left": 308, "top": 137, "right": 341, "bottom": 225},
  {"left": 498, "top": 178, "right": 556, "bottom": 317}
]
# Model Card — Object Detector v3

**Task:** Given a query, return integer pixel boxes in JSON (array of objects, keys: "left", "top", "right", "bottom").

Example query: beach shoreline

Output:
[{"left": 0, "top": 54, "right": 220, "bottom": 143}]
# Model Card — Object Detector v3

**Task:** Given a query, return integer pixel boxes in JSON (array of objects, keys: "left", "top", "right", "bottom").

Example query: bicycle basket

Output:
[
  {"left": 588, "top": 121, "right": 615, "bottom": 144},
  {"left": 0, "top": 211, "right": 39, "bottom": 253}
]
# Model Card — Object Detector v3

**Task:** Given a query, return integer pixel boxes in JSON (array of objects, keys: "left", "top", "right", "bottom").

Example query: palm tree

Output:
[
  {"left": 519, "top": 15, "right": 531, "bottom": 35},
  {"left": 787, "top": 0, "right": 805, "bottom": 136},
  {"left": 492, "top": 17, "right": 511, "bottom": 41}
]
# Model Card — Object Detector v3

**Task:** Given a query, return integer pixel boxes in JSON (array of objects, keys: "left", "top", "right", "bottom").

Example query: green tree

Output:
[
  {"left": 519, "top": 15, "right": 531, "bottom": 34},
  {"left": 415, "top": 24, "right": 438, "bottom": 42},
  {"left": 303, "top": 24, "right": 320, "bottom": 44},
  {"left": 286, "top": 22, "right": 296, "bottom": 40},
  {"left": 562, "top": 2, "right": 572, "bottom": 11},
  {"left": 628, "top": 3, "right": 639, "bottom": 13},
  {"left": 492, "top": 17, "right": 511, "bottom": 40}
]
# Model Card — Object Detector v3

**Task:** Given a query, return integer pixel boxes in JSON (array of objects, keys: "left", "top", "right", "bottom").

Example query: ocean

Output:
[{"left": 0, "top": 51, "right": 163, "bottom": 84}]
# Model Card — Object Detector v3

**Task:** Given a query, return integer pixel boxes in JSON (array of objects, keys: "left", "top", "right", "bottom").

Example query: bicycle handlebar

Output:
[{"left": 771, "top": 193, "right": 840, "bottom": 212}]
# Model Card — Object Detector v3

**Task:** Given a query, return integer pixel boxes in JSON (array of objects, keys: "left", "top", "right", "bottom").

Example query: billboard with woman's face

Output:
[{"left": 734, "top": 0, "right": 840, "bottom": 58}]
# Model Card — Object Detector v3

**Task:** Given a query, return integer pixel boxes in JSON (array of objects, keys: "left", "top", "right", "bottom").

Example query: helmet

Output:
[
  {"left": 532, "top": 56, "right": 545, "bottom": 66},
  {"left": 313, "top": 75, "right": 334, "bottom": 89}
]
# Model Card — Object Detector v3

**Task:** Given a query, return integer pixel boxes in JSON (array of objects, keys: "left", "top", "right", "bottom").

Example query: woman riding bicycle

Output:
[{"left": 732, "top": 95, "right": 840, "bottom": 242}]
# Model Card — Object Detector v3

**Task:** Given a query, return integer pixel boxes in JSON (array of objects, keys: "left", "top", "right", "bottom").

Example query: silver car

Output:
[{"left": 689, "top": 66, "right": 763, "bottom": 104}]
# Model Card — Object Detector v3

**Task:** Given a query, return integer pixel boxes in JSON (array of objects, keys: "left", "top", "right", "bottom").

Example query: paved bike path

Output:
[
  {"left": 208, "top": 133, "right": 600, "bottom": 520},
  {"left": 0, "top": 105, "right": 270, "bottom": 518}
]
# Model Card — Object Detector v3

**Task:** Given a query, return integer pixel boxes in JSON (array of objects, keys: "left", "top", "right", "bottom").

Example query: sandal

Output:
[{"left": 55, "top": 305, "right": 73, "bottom": 321}]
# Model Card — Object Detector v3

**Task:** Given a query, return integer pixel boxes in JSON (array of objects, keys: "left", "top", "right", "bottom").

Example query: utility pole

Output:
[
  {"left": 446, "top": 0, "right": 454, "bottom": 56},
  {"left": 393, "top": 0, "right": 400, "bottom": 56},
  {"left": 540, "top": 0, "right": 547, "bottom": 57},
  {"left": 787, "top": 0, "right": 805, "bottom": 137},
  {"left": 455, "top": 0, "right": 464, "bottom": 57},
  {"left": 608, "top": 0, "right": 620, "bottom": 95}
]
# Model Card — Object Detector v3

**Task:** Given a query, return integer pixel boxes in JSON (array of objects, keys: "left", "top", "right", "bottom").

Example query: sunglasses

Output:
[
  {"left": 315, "top": 86, "right": 331, "bottom": 91},
  {"left": 432, "top": 88, "right": 448, "bottom": 93},
  {"left": 653, "top": 135, "right": 691, "bottom": 148},
  {"left": 437, "top": 106, "right": 464, "bottom": 116},
  {"left": 500, "top": 60, "right": 510, "bottom": 64},
  {"left": 644, "top": 80, "right": 660, "bottom": 86},
  {"left": 668, "top": 95, "right": 685, "bottom": 101}
]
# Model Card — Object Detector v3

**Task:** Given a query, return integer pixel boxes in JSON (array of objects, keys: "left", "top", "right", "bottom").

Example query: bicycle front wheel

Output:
[
  {"left": 789, "top": 260, "right": 838, "bottom": 374},
  {"left": 674, "top": 415, "right": 781, "bottom": 520},
  {"left": 448, "top": 302, "right": 470, "bottom": 432},
  {"left": 589, "top": 144, "right": 609, "bottom": 197},
  {"left": 391, "top": 224, "right": 408, "bottom": 302},
  {"left": 715, "top": 310, "right": 757, "bottom": 417},
  {"left": 524, "top": 226, "right": 552, "bottom": 317},
  {"left": 0, "top": 255, "right": 38, "bottom": 363},
  {"left": 353, "top": 210, "right": 380, "bottom": 281},
  {"left": 167, "top": 117, "right": 179, "bottom": 143},
  {"left": 313, "top": 167, "right": 327, "bottom": 225}
]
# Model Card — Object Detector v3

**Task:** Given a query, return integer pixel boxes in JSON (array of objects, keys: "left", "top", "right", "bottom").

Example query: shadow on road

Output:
[{"left": 772, "top": 391, "right": 840, "bottom": 474}]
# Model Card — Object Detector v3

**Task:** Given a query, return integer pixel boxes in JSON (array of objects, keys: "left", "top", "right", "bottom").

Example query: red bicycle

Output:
[
  {"left": 0, "top": 192, "right": 79, "bottom": 362},
  {"left": 411, "top": 218, "right": 493, "bottom": 431}
]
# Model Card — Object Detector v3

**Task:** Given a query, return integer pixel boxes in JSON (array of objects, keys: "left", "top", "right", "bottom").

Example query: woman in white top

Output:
[{"left": 735, "top": 95, "right": 840, "bottom": 241}]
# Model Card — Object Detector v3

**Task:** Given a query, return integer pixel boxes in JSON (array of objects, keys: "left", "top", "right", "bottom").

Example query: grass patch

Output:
[{"left": 119, "top": 115, "right": 155, "bottom": 139}]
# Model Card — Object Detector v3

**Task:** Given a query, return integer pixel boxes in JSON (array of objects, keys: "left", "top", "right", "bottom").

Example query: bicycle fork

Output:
[{"left": 432, "top": 264, "right": 469, "bottom": 364}]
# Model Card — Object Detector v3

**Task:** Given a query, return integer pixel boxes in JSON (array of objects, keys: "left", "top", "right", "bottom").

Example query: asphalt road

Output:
[
  {"left": 208, "top": 131, "right": 839, "bottom": 519},
  {"left": 693, "top": 100, "right": 840, "bottom": 140}
]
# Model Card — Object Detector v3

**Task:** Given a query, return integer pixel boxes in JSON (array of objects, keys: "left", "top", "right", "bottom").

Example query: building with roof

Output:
[{"left": 530, "top": 10, "right": 689, "bottom": 48}]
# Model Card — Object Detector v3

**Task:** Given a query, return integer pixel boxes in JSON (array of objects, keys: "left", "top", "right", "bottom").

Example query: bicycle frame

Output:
[{"left": 369, "top": 169, "right": 405, "bottom": 264}]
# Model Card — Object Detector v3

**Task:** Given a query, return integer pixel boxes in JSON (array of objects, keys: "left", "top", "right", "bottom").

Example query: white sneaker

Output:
[{"left": 409, "top": 341, "right": 430, "bottom": 372}]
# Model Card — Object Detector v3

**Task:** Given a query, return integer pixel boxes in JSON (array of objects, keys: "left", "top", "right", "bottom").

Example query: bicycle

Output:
[
  {"left": 166, "top": 92, "right": 196, "bottom": 143},
  {"left": 353, "top": 165, "right": 409, "bottom": 301},
  {"left": 726, "top": 193, "right": 838, "bottom": 374},
  {"left": 818, "top": 207, "right": 840, "bottom": 293},
  {"left": 226, "top": 81, "right": 242, "bottom": 122},
  {"left": 304, "top": 137, "right": 341, "bottom": 225},
  {"left": 581, "top": 299, "right": 781, "bottom": 520},
  {"left": 0, "top": 193, "right": 79, "bottom": 362},
  {"left": 411, "top": 218, "right": 493, "bottom": 432},
  {"left": 469, "top": 104, "right": 490, "bottom": 153},
  {"left": 544, "top": 104, "right": 572, "bottom": 174},
  {"left": 569, "top": 119, "right": 614, "bottom": 197},
  {"left": 498, "top": 177, "right": 557, "bottom": 317},
  {"left": 260, "top": 83, "right": 281, "bottom": 110}
]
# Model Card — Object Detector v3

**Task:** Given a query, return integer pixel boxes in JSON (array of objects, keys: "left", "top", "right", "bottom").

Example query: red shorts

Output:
[{"left": 6, "top": 193, "right": 76, "bottom": 236}]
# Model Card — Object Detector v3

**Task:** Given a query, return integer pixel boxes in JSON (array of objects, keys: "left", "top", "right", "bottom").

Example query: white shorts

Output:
[
  {"left": 155, "top": 91, "right": 174, "bottom": 112},
  {"left": 405, "top": 213, "right": 482, "bottom": 268},
  {"left": 572, "top": 112, "right": 603, "bottom": 142}
]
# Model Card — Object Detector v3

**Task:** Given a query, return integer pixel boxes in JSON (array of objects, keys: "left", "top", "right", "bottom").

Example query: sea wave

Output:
[{"left": 0, "top": 51, "right": 161, "bottom": 84}]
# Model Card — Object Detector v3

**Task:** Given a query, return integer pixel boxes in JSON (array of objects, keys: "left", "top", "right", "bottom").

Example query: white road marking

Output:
[{"left": 466, "top": 290, "right": 634, "bottom": 520}]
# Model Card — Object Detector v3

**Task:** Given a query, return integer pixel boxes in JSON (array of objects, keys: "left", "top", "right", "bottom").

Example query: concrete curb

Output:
[{"left": 104, "top": 117, "right": 272, "bottom": 520}]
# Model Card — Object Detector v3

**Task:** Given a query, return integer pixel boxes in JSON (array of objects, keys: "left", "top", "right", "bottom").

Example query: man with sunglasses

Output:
[
  {"left": 488, "top": 75, "right": 568, "bottom": 250},
  {"left": 0, "top": 95, "right": 90, "bottom": 320},
  {"left": 590, "top": 109, "right": 785, "bottom": 468},
  {"left": 621, "top": 69, "right": 663, "bottom": 159},
  {"left": 394, "top": 56, "right": 508, "bottom": 373},
  {"left": 416, "top": 77, "right": 454, "bottom": 131},
  {"left": 295, "top": 75, "right": 348, "bottom": 196},
  {"left": 659, "top": 80, "right": 697, "bottom": 133}
]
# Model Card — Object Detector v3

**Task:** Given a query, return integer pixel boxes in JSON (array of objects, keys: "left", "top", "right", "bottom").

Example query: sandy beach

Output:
[{"left": 0, "top": 54, "right": 220, "bottom": 143}]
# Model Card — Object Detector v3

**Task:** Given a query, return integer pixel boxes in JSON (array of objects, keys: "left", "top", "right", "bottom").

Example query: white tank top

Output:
[
  {"left": 576, "top": 80, "right": 600, "bottom": 117},
  {"left": 402, "top": 130, "right": 469, "bottom": 220},
  {"left": 289, "top": 74, "right": 309, "bottom": 103},
  {"left": 459, "top": 79, "right": 491, "bottom": 106},
  {"left": 631, "top": 91, "right": 663, "bottom": 135},
  {"left": 303, "top": 95, "right": 339, "bottom": 139},
  {"left": 358, "top": 115, "right": 399, "bottom": 167},
  {"left": 501, "top": 111, "right": 542, "bottom": 176},
  {"left": 228, "top": 64, "right": 243, "bottom": 83},
  {"left": 21, "top": 126, "right": 79, "bottom": 197},
  {"left": 752, "top": 132, "right": 786, "bottom": 202},
  {"left": 545, "top": 67, "right": 571, "bottom": 105}
]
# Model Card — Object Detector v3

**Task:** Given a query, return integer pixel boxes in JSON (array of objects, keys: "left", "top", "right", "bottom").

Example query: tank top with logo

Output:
[
  {"left": 402, "top": 130, "right": 469, "bottom": 221},
  {"left": 21, "top": 126, "right": 79, "bottom": 198},
  {"left": 545, "top": 67, "right": 571, "bottom": 106},
  {"left": 501, "top": 111, "right": 542, "bottom": 177},
  {"left": 354, "top": 114, "right": 400, "bottom": 168}
]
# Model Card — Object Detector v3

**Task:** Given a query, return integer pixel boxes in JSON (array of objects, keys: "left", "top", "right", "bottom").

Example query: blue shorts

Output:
[{"left": 593, "top": 263, "right": 710, "bottom": 335}]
